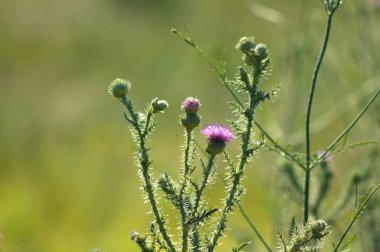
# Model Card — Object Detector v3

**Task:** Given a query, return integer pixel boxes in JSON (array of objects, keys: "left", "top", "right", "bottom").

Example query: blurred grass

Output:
[{"left": 0, "top": 0, "right": 379, "bottom": 251}]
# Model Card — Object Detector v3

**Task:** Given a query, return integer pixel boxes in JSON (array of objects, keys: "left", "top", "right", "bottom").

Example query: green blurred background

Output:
[{"left": 0, "top": 0, "right": 379, "bottom": 251}]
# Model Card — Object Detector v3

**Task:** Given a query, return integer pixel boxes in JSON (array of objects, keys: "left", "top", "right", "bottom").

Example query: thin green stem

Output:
[
  {"left": 192, "top": 44, "right": 244, "bottom": 108},
  {"left": 143, "top": 108, "right": 153, "bottom": 137},
  {"left": 304, "top": 14, "right": 333, "bottom": 224},
  {"left": 237, "top": 203, "right": 273, "bottom": 252},
  {"left": 333, "top": 184, "right": 380, "bottom": 252},
  {"left": 192, "top": 155, "right": 216, "bottom": 216},
  {"left": 121, "top": 97, "right": 177, "bottom": 252},
  {"left": 254, "top": 121, "right": 306, "bottom": 170},
  {"left": 314, "top": 88, "right": 380, "bottom": 169}
]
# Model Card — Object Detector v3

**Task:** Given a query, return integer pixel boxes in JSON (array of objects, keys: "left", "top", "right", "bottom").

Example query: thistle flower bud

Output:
[
  {"left": 181, "top": 97, "right": 201, "bottom": 114},
  {"left": 235, "top": 37, "right": 255, "bottom": 54},
  {"left": 151, "top": 98, "right": 169, "bottom": 113},
  {"left": 309, "top": 219, "right": 329, "bottom": 240},
  {"left": 181, "top": 113, "right": 201, "bottom": 131},
  {"left": 254, "top": 43, "right": 269, "bottom": 60},
  {"left": 108, "top": 78, "right": 131, "bottom": 98},
  {"left": 239, "top": 67, "right": 249, "bottom": 82}
]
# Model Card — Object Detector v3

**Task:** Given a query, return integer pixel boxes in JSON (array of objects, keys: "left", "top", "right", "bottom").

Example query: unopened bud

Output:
[
  {"left": 235, "top": 37, "right": 255, "bottom": 54},
  {"left": 108, "top": 78, "right": 131, "bottom": 98},
  {"left": 151, "top": 98, "right": 169, "bottom": 113},
  {"left": 254, "top": 43, "right": 269, "bottom": 60},
  {"left": 239, "top": 67, "right": 249, "bottom": 85}
]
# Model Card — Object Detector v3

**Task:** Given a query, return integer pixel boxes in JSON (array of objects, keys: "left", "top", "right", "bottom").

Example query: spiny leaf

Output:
[{"left": 288, "top": 216, "right": 298, "bottom": 240}]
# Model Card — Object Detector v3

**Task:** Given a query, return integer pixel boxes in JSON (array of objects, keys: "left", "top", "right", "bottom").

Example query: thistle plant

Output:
[
  {"left": 107, "top": 0, "right": 380, "bottom": 251},
  {"left": 108, "top": 33, "right": 278, "bottom": 251}
]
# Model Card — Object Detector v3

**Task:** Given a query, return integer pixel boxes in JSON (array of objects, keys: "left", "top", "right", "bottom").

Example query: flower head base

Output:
[
  {"left": 181, "top": 97, "right": 201, "bottom": 114},
  {"left": 181, "top": 113, "right": 201, "bottom": 131},
  {"left": 108, "top": 78, "right": 131, "bottom": 98},
  {"left": 201, "top": 124, "right": 234, "bottom": 155}
]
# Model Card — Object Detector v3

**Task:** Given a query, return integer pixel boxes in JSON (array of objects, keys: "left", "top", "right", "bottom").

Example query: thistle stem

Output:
[
  {"left": 121, "top": 97, "right": 177, "bottom": 252},
  {"left": 304, "top": 14, "right": 333, "bottom": 224},
  {"left": 208, "top": 89, "right": 256, "bottom": 251},
  {"left": 192, "top": 155, "right": 216, "bottom": 216},
  {"left": 179, "top": 129, "right": 193, "bottom": 252}
]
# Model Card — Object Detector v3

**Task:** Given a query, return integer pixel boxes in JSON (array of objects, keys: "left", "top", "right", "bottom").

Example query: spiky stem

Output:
[
  {"left": 179, "top": 129, "right": 193, "bottom": 252},
  {"left": 121, "top": 97, "right": 176, "bottom": 252},
  {"left": 208, "top": 85, "right": 256, "bottom": 251}
]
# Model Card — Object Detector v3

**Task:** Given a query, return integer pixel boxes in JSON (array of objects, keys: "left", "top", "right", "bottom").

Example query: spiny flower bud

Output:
[
  {"left": 151, "top": 98, "right": 169, "bottom": 113},
  {"left": 309, "top": 219, "right": 329, "bottom": 240},
  {"left": 238, "top": 66, "right": 250, "bottom": 86},
  {"left": 108, "top": 78, "right": 131, "bottom": 98},
  {"left": 201, "top": 124, "right": 234, "bottom": 155},
  {"left": 181, "top": 113, "right": 201, "bottom": 131},
  {"left": 181, "top": 97, "right": 201, "bottom": 114},
  {"left": 235, "top": 37, "right": 255, "bottom": 54},
  {"left": 254, "top": 43, "right": 269, "bottom": 60}
]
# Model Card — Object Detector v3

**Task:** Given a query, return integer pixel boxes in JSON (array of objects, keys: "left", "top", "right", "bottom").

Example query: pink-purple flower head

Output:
[
  {"left": 201, "top": 124, "right": 234, "bottom": 143},
  {"left": 201, "top": 124, "right": 234, "bottom": 156},
  {"left": 181, "top": 97, "right": 201, "bottom": 114}
]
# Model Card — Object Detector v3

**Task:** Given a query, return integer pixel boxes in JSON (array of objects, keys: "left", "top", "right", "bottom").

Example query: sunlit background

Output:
[{"left": 0, "top": 0, "right": 379, "bottom": 251}]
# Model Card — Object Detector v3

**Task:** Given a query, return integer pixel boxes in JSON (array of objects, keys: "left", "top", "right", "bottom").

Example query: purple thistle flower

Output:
[
  {"left": 201, "top": 124, "right": 234, "bottom": 155},
  {"left": 181, "top": 97, "right": 201, "bottom": 113},
  {"left": 201, "top": 124, "right": 234, "bottom": 143}
]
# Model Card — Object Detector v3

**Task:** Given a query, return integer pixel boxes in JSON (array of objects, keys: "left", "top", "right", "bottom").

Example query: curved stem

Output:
[{"left": 304, "top": 14, "right": 333, "bottom": 224}]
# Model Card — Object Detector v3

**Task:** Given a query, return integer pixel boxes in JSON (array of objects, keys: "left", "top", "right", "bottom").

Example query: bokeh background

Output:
[{"left": 0, "top": 0, "right": 379, "bottom": 251}]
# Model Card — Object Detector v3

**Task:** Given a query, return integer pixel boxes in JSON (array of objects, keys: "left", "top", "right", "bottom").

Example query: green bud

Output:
[
  {"left": 239, "top": 66, "right": 249, "bottom": 82},
  {"left": 235, "top": 37, "right": 255, "bottom": 54},
  {"left": 206, "top": 140, "right": 226, "bottom": 156},
  {"left": 181, "top": 113, "right": 201, "bottom": 131},
  {"left": 108, "top": 78, "right": 131, "bottom": 98},
  {"left": 254, "top": 43, "right": 269, "bottom": 60},
  {"left": 151, "top": 98, "right": 169, "bottom": 113}
]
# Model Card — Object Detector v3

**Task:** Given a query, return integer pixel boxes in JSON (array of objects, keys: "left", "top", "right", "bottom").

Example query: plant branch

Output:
[
  {"left": 314, "top": 88, "right": 380, "bottom": 168},
  {"left": 333, "top": 184, "right": 380, "bottom": 252},
  {"left": 179, "top": 129, "right": 193, "bottom": 252},
  {"left": 121, "top": 97, "right": 177, "bottom": 252},
  {"left": 304, "top": 13, "right": 333, "bottom": 224}
]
